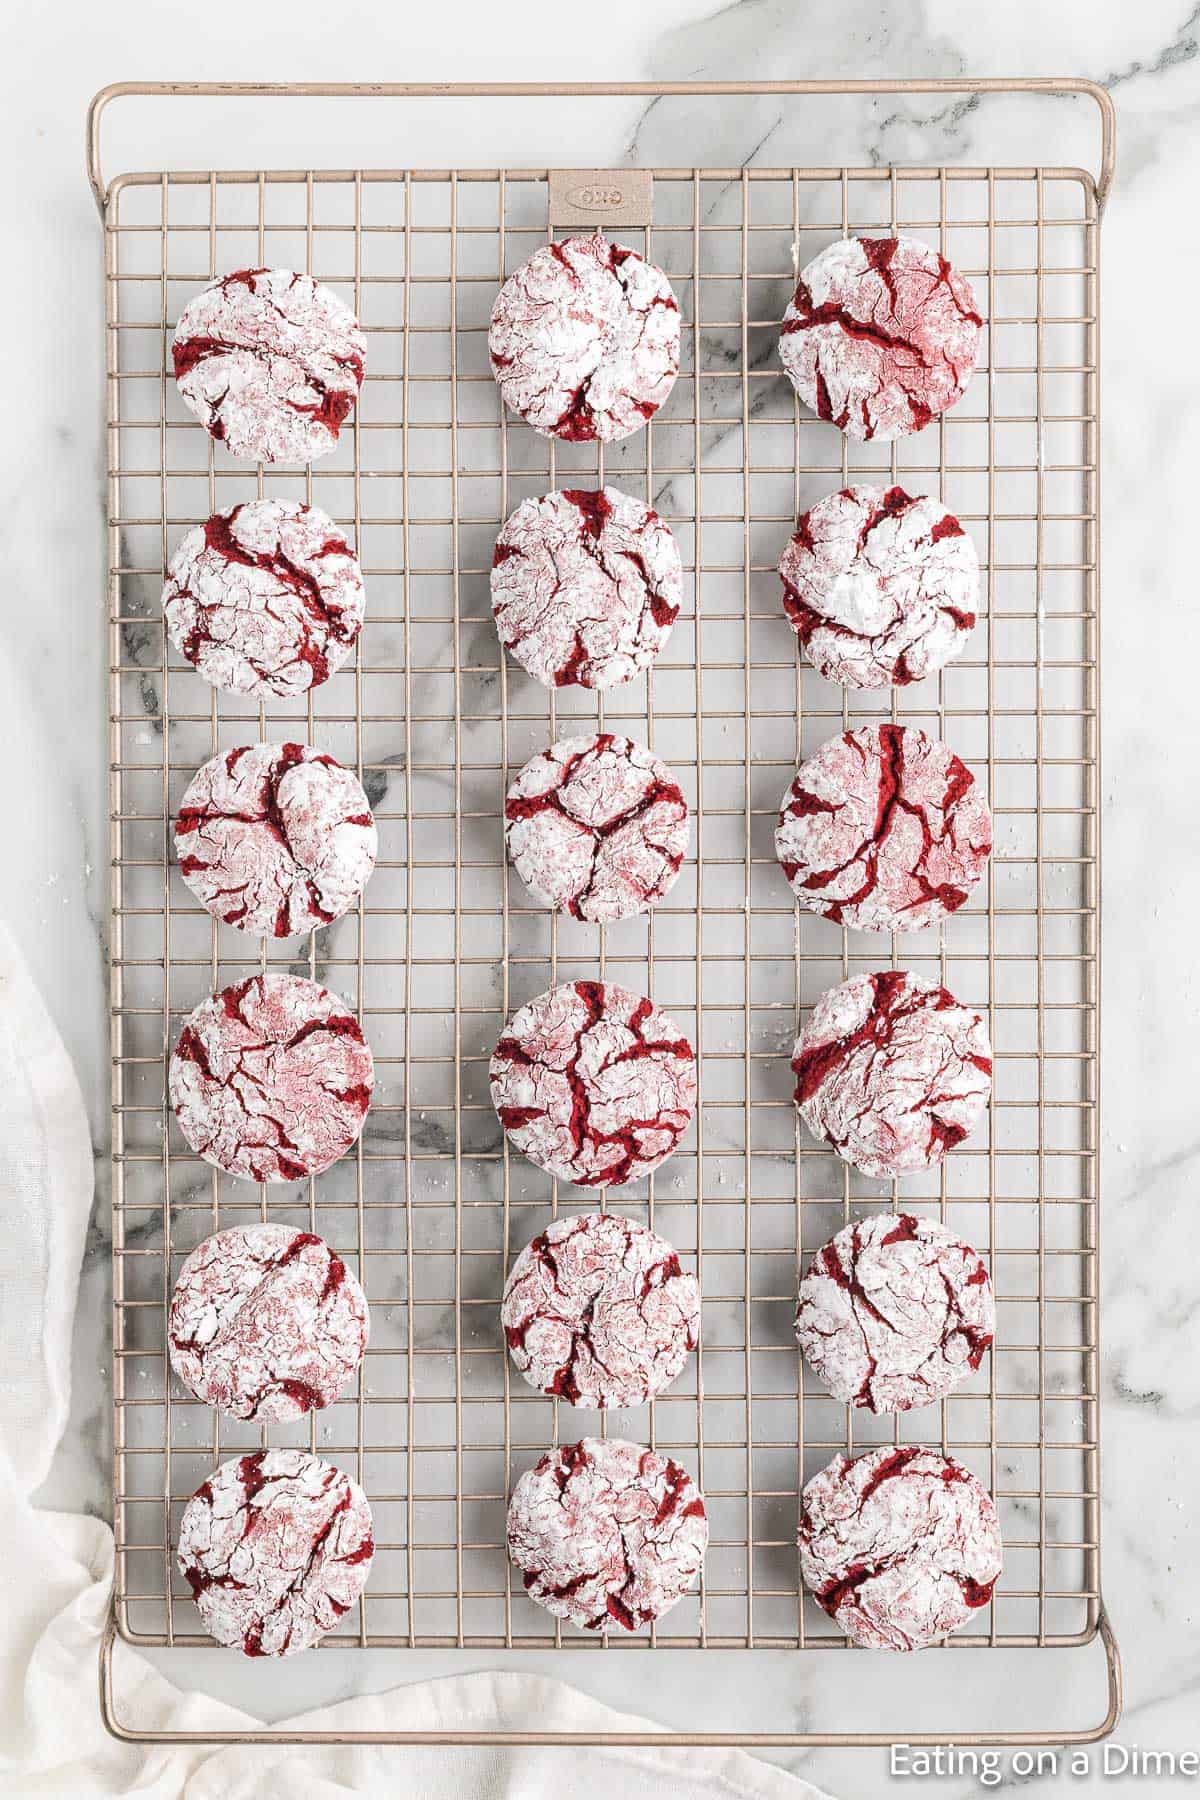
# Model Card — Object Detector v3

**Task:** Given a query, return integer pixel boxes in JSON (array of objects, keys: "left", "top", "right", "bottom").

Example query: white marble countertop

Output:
[{"left": 5, "top": 1, "right": 1200, "bottom": 1792}]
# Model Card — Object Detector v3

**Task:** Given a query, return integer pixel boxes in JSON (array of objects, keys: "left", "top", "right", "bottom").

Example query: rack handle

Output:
[
  {"left": 85, "top": 79, "right": 1115, "bottom": 217},
  {"left": 100, "top": 1605, "right": 1122, "bottom": 1747}
]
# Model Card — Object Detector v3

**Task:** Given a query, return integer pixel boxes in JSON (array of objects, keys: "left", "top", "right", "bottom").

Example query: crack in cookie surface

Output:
[
  {"left": 489, "top": 235, "right": 680, "bottom": 443},
  {"left": 792, "top": 969, "right": 992, "bottom": 1176},
  {"left": 505, "top": 733, "right": 689, "bottom": 921},
  {"left": 169, "top": 973, "right": 373, "bottom": 1182},
  {"left": 780, "top": 236, "right": 981, "bottom": 442},
  {"left": 502, "top": 1212, "right": 700, "bottom": 1407},
  {"left": 795, "top": 1212, "right": 994, "bottom": 1413},
  {"left": 492, "top": 488, "right": 681, "bottom": 690},
  {"left": 506, "top": 1437, "right": 707, "bottom": 1632},
  {"left": 178, "top": 1450, "right": 374, "bottom": 1656},
  {"left": 490, "top": 980, "right": 697, "bottom": 1188},
  {"left": 162, "top": 500, "right": 365, "bottom": 697},
  {"left": 172, "top": 268, "right": 365, "bottom": 463},
  {"left": 775, "top": 724, "right": 991, "bottom": 932},
  {"left": 175, "top": 742, "right": 377, "bottom": 938},
  {"left": 168, "top": 1223, "right": 369, "bottom": 1423},
  {"left": 779, "top": 484, "right": 978, "bottom": 689},
  {"left": 799, "top": 1445, "right": 1002, "bottom": 1650}
]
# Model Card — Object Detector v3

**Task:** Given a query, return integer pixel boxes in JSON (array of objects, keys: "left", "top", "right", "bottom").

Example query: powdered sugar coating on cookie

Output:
[
  {"left": 795, "top": 1213, "right": 995, "bottom": 1413},
  {"left": 172, "top": 268, "right": 365, "bottom": 463},
  {"left": 168, "top": 1224, "right": 369, "bottom": 1422},
  {"left": 162, "top": 500, "right": 365, "bottom": 698},
  {"left": 490, "top": 981, "right": 696, "bottom": 1188},
  {"left": 502, "top": 1212, "right": 700, "bottom": 1408},
  {"left": 492, "top": 488, "right": 681, "bottom": 690},
  {"left": 799, "top": 1445, "right": 1002, "bottom": 1650},
  {"left": 178, "top": 1450, "right": 374, "bottom": 1656},
  {"left": 175, "top": 743, "right": 377, "bottom": 939},
  {"left": 506, "top": 733, "right": 688, "bottom": 922},
  {"left": 792, "top": 970, "right": 992, "bottom": 1177},
  {"left": 489, "top": 234, "right": 680, "bottom": 442},
  {"left": 779, "top": 485, "right": 978, "bottom": 688},
  {"left": 169, "top": 973, "right": 373, "bottom": 1182},
  {"left": 507, "top": 1437, "right": 707, "bottom": 1632},
  {"left": 780, "top": 236, "right": 982, "bottom": 442},
  {"left": 775, "top": 724, "right": 992, "bottom": 932}
]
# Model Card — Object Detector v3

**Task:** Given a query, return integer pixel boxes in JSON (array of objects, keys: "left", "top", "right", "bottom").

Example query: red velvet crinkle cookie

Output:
[
  {"left": 779, "top": 484, "right": 978, "bottom": 689},
  {"left": 506, "top": 733, "right": 688, "bottom": 922},
  {"left": 489, "top": 233, "right": 680, "bottom": 442},
  {"left": 168, "top": 1224, "right": 369, "bottom": 1422},
  {"left": 490, "top": 980, "right": 696, "bottom": 1188},
  {"left": 507, "top": 1438, "right": 707, "bottom": 1632},
  {"left": 793, "top": 970, "right": 992, "bottom": 1177},
  {"left": 169, "top": 973, "right": 373, "bottom": 1183},
  {"left": 172, "top": 268, "right": 365, "bottom": 462},
  {"left": 492, "top": 487, "right": 681, "bottom": 690},
  {"left": 780, "top": 236, "right": 982, "bottom": 441},
  {"left": 178, "top": 1450, "right": 374, "bottom": 1656},
  {"left": 775, "top": 724, "right": 991, "bottom": 932},
  {"left": 501, "top": 1212, "right": 700, "bottom": 1408},
  {"left": 162, "top": 500, "right": 365, "bottom": 698},
  {"left": 175, "top": 743, "right": 377, "bottom": 939},
  {"left": 795, "top": 1213, "right": 995, "bottom": 1413},
  {"left": 799, "top": 1445, "right": 1002, "bottom": 1651}
]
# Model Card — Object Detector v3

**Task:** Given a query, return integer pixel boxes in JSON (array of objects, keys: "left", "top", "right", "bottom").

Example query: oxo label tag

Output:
[{"left": 547, "top": 169, "right": 654, "bottom": 229}]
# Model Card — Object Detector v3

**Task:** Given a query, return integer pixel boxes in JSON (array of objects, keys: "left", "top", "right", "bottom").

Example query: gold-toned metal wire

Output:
[{"left": 98, "top": 78, "right": 1118, "bottom": 1748}]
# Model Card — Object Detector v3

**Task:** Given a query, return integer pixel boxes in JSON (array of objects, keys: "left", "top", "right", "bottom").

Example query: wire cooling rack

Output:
[{"left": 92, "top": 80, "right": 1120, "bottom": 1747}]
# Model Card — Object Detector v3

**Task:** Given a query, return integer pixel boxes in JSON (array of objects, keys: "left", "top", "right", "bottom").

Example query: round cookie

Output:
[
  {"left": 780, "top": 235, "right": 982, "bottom": 441},
  {"left": 169, "top": 973, "right": 373, "bottom": 1183},
  {"left": 168, "top": 1223, "right": 369, "bottom": 1422},
  {"left": 799, "top": 1445, "right": 1002, "bottom": 1650},
  {"left": 507, "top": 1437, "right": 707, "bottom": 1632},
  {"left": 175, "top": 742, "right": 377, "bottom": 939},
  {"left": 792, "top": 970, "right": 992, "bottom": 1177},
  {"left": 795, "top": 1213, "right": 995, "bottom": 1413},
  {"left": 492, "top": 487, "right": 681, "bottom": 690},
  {"left": 775, "top": 723, "right": 991, "bottom": 932},
  {"left": 779, "top": 484, "right": 978, "bottom": 689},
  {"left": 489, "top": 233, "right": 680, "bottom": 442},
  {"left": 162, "top": 500, "right": 365, "bottom": 698},
  {"left": 178, "top": 1450, "right": 374, "bottom": 1656},
  {"left": 506, "top": 733, "right": 688, "bottom": 922},
  {"left": 490, "top": 980, "right": 696, "bottom": 1188},
  {"left": 172, "top": 267, "right": 365, "bottom": 463},
  {"left": 502, "top": 1212, "right": 700, "bottom": 1408}
]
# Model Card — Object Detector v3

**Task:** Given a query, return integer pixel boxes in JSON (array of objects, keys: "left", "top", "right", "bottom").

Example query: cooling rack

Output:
[{"left": 90, "top": 79, "right": 1120, "bottom": 1747}]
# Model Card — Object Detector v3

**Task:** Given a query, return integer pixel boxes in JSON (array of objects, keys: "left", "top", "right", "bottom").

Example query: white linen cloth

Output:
[{"left": 0, "top": 922, "right": 826, "bottom": 1798}]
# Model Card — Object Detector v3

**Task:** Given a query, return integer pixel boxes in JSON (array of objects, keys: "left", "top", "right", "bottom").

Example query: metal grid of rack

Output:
[{"left": 94, "top": 79, "right": 1119, "bottom": 1747}]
